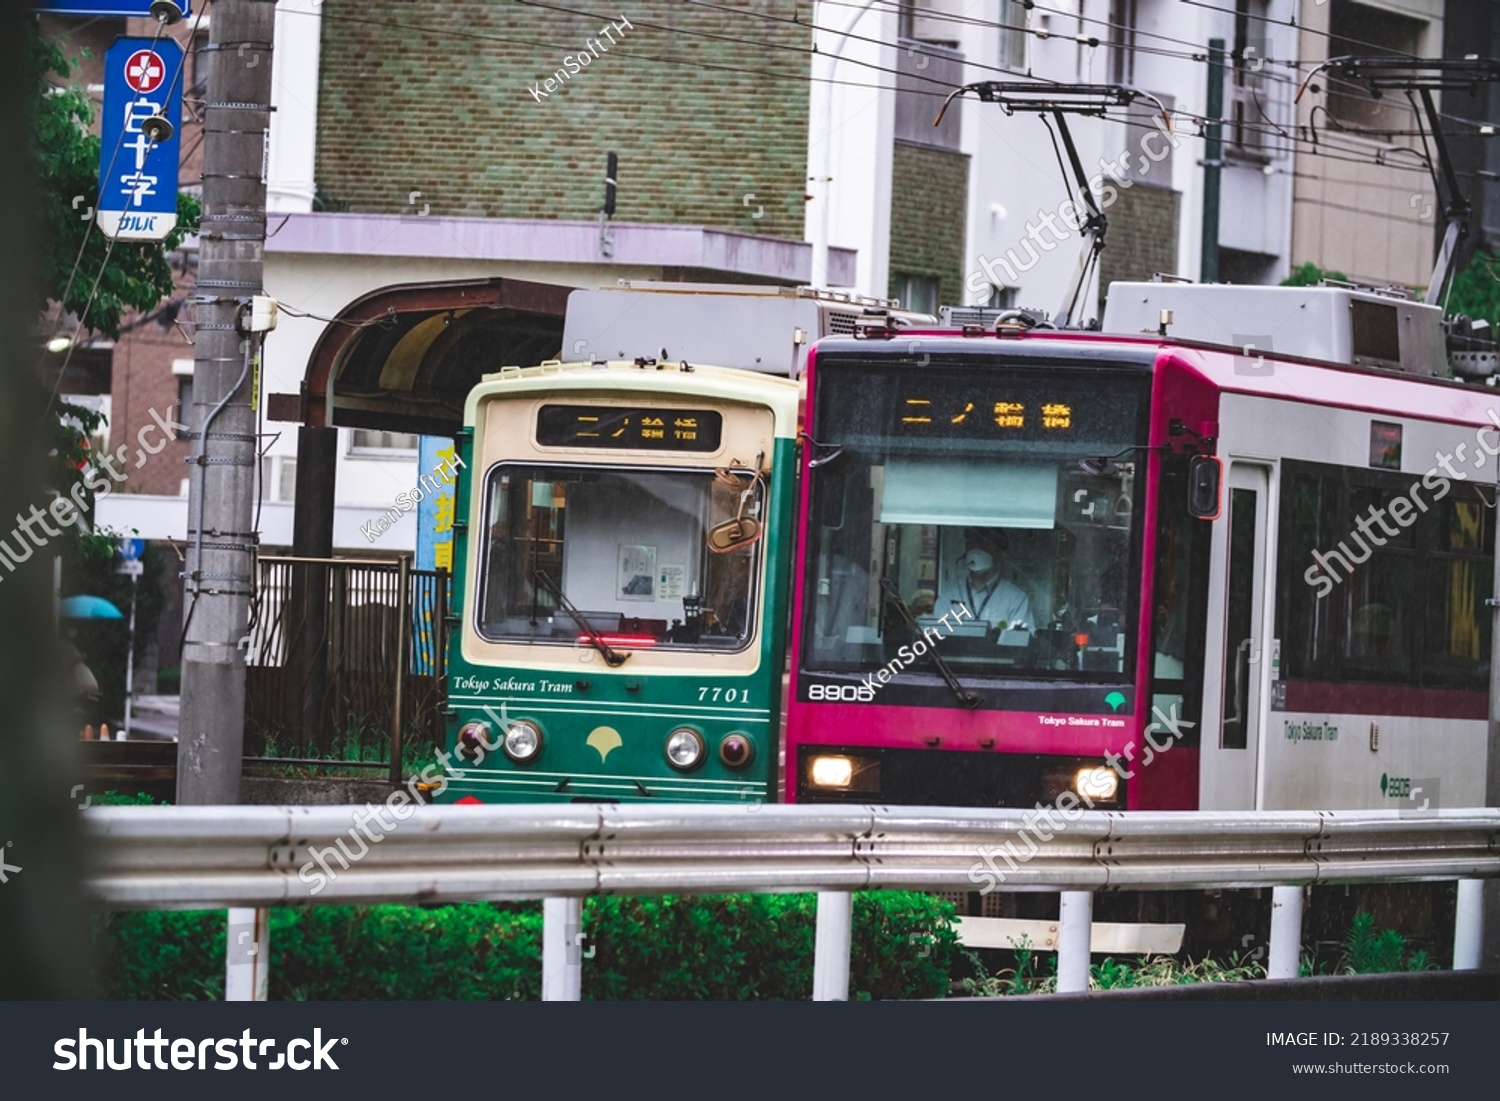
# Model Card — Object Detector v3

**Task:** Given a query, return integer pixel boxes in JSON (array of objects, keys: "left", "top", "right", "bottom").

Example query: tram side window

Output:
[
  {"left": 1276, "top": 461, "right": 1492, "bottom": 690},
  {"left": 1422, "top": 492, "right": 1493, "bottom": 688},
  {"left": 1341, "top": 484, "right": 1416, "bottom": 682},
  {"left": 1277, "top": 464, "right": 1342, "bottom": 679}
]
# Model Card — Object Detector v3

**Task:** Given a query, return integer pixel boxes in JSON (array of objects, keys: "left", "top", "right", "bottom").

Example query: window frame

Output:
[
  {"left": 348, "top": 428, "right": 421, "bottom": 458},
  {"left": 1275, "top": 458, "right": 1493, "bottom": 691},
  {"left": 473, "top": 459, "right": 766, "bottom": 655}
]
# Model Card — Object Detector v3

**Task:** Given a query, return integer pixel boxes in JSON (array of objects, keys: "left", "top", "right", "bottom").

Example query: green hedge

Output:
[{"left": 94, "top": 893, "right": 958, "bottom": 1001}]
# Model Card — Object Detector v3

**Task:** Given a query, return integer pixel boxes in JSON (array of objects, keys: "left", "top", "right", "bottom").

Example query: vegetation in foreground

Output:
[{"left": 97, "top": 896, "right": 1436, "bottom": 1001}]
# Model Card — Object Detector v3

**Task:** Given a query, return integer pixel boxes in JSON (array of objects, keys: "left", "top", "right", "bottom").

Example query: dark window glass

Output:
[
  {"left": 476, "top": 464, "right": 762, "bottom": 652},
  {"left": 1341, "top": 555, "right": 1415, "bottom": 680},
  {"left": 1220, "top": 488, "right": 1257, "bottom": 749},
  {"left": 1277, "top": 464, "right": 1342, "bottom": 679},
  {"left": 1422, "top": 493, "right": 1493, "bottom": 688},
  {"left": 1276, "top": 460, "right": 1493, "bottom": 691},
  {"left": 800, "top": 361, "right": 1148, "bottom": 682},
  {"left": 1149, "top": 457, "right": 1211, "bottom": 746}
]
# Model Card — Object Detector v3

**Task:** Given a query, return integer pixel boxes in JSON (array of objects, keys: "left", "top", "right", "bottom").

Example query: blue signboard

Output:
[
  {"left": 117, "top": 537, "right": 145, "bottom": 561},
  {"left": 34, "top": 2, "right": 192, "bottom": 17},
  {"left": 414, "top": 437, "right": 461, "bottom": 674},
  {"left": 96, "top": 36, "right": 183, "bottom": 241}
]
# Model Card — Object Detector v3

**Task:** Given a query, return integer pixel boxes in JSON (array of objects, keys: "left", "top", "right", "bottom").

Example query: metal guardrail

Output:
[
  {"left": 80, "top": 805, "right": 1500, "bottom": 1000},
  {"left": 82, "top": 805, "right": 1500, "bottom": 908}
]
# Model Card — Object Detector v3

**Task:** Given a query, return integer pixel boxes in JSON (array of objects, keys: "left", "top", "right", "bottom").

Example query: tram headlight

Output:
[
  {"left": 809, "top": 755, "right": 854, "bottom": 789},
  {"left": 1074, "top": 765, "right": 1119, "bottom": 802},
  {"left": 502, "top": 721, "right": 543, "bottom": 763},
  {"left": 719, "top": 733, "right": 754, "bottom": 769},
  {"left": 665, "top": 727, "right": 706, "bottom": 771},
  {"left": 805, "top": 753, "right": 881, "bottom": 793}
]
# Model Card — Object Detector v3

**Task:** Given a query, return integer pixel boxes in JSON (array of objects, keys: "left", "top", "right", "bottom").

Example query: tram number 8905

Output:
[{"left": 807, "top": 683, "right": 877, "bottom": 702}]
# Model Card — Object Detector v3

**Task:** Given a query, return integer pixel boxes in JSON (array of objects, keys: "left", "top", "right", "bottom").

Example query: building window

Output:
[
  {"left": 350, "top": 429, "right": 420, "bottom": 456},
  {"left": 1230, "top": 0, "right": 1272, "bottom": 156},
  {"left": 999, "top": 0, "right": 1027, "bottom": 71},
  {"left": 987, "top": 285, "right": 1018, "bottom": 309},
  {"left": 1109, "top": 0, "right": 1137, "bottom": 87},
  {"left": 176, "top": 376, "right": 193, "bottom": 428},
  {"left": 261, "top": 456, "right": 297, "bottom": 503},
  {"left": 899, "top": 1, "right": 961, "bottom": 49},
  {"left": 893, "top": 273, "right": 940, "bottom": 315},
  {"left": 172, "top": 357, "right": 193, "bottom": 429},
  {"left": 1326, "top": 1, "right": 1424, "bottom": 132}
]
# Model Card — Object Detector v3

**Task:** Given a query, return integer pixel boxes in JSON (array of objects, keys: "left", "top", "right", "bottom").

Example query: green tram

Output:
[{"left": 436, "top": 359, "right": 800, "bottom": 804}]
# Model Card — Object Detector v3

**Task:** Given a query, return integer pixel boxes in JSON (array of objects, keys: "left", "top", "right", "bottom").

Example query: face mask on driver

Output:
[{"left": 962, "top": 549, "right": 994, "bottom": 572}]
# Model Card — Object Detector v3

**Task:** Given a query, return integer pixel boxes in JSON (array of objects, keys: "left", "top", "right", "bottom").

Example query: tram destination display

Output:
[{"left": 536, "top": 404, "right": 723, "bottom": 451}]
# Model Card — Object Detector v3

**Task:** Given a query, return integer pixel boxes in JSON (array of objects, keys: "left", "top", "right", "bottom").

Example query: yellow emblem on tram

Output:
[{"left": 586, "top": 726, "right": 623, "bottom": 762}]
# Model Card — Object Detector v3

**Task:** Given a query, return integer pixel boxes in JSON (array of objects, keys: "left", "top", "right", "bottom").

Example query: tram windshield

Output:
[
  {"left": 476, "top": 463, "right": 763, "bottom": 652},
  {"left": 801, "top": 360, "right": 1148, "bottom": 682}
]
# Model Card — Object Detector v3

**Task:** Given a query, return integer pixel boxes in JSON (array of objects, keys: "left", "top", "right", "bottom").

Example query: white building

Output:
[{"left": 808, "top": 0, "right": 1301, "bottom": 316}]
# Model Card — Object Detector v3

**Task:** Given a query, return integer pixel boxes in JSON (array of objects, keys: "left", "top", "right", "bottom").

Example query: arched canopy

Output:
[{"left": 286, "top": 278, "right": 569, "bottom": 435}]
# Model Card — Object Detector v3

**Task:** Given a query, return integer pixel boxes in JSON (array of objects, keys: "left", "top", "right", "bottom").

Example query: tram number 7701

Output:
[{"left": 698, "top": 687, "right": 752, "bottom": 703}]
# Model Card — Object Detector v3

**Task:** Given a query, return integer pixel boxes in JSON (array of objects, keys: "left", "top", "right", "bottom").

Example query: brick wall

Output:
[
  {"left": 1099, "top": 184, "right": 1182, "bottom": 296},
  {"left": 314, "top": 1, "right": 811, "bottom": 239},
  {"left": 888, "top": 141, "right": 969, "bottom": 308},
  {"left": 108, "top": 269, "right": 195, "bottom": 499}
]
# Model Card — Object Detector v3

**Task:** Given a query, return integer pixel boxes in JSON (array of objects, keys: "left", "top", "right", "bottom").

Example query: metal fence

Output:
[
  {"left": 81, "top": 804, "right": 1500, "bottom": 1001},
  {"left": 245, "top": 556, "right": 448, "bottom": 765}
]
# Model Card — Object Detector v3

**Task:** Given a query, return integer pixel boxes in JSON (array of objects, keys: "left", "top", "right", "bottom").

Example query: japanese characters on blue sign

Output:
[
  {"left": 414, "top": 437, "right": 461, "bottom": 675},
  {"left": 97, "top": 36, "right": 184, "bottom": 241}
]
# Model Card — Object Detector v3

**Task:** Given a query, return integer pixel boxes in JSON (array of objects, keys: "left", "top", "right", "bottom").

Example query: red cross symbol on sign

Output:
[{"left": 125, "top": 50, "right": 166, "bottom": 94}]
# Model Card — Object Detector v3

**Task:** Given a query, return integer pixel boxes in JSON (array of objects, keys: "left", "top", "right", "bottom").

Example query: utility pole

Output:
[
  {"left": 177, "top": 0, "right": 276, "bottom": 804},
  {"left": 1199, "top": 38, "right": 1224, "bottom": 285}
]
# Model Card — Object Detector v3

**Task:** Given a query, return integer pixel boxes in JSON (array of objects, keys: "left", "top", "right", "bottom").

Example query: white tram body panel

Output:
[{"left": 1198, "top": 376, "right": 1499, "bottom": 813}]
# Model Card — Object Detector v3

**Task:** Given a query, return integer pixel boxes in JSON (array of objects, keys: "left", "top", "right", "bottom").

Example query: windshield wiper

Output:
[
  {"left": 878, "top": 578, "right": 980, "bottom": 709},
  {"left": 533, "top": 569, "right": 629, "bottom": 667}
]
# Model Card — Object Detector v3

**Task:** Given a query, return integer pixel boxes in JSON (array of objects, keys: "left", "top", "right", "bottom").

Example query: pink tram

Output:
[{"left": 785, "top": 282, "right": 1498, "bottom": 814}]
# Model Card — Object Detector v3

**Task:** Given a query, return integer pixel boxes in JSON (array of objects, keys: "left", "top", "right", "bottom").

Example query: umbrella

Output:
[{"left": 60, "top": 595, "right": 124, "bottom": 620}]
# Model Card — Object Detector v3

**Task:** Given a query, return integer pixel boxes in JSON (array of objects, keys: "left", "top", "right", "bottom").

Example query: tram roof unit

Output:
[
  {"left": 1099, "top": 281, "right": 1451, "bottom": 378},
  {"left": 561, "top": 282, "right": 935, "bottom": 378},
  {"left": 465, "top": 358, "right": 802, "bottom": 438}
]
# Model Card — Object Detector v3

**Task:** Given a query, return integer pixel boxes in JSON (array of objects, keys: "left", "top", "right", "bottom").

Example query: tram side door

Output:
[{"left": 1212, "top": 463, "right": 1270, "bottom": 810}]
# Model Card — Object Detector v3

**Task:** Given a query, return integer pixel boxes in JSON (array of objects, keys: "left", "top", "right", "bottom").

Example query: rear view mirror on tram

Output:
[
  {"left": 708, "top": 517, "right": 762, "bottom": 553},
  {"left": 1187, "top": 454, "right": 1223, "bottom": 520}
]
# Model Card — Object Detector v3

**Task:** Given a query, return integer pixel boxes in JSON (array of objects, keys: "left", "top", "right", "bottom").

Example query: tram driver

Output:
[{"left": 921, "top": 527, "right": 1034, "bottom": 636}]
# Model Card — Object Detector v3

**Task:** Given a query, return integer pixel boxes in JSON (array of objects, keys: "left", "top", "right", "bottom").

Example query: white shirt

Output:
[{"left": 938, "top": 571, "right": 1034, "bottom": 631}]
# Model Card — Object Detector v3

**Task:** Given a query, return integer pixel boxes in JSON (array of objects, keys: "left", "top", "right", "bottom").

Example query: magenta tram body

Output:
[{"left": 784, "top": 326, "right": 1496, "bottom": 814}]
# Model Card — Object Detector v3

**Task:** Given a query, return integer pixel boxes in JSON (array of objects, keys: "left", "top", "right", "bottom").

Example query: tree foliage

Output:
[
  {"left": 1445, "top": 250, "right": 1500, "bottom": 331},
  {"left": 1280, "top": 261, "right": 1349, "bottom": 288},
  {"left": 32, "top": 28, "right": 199, "bottom": 341}
]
